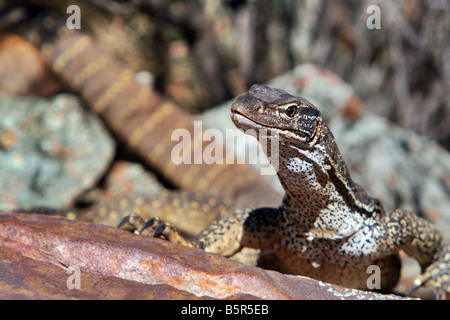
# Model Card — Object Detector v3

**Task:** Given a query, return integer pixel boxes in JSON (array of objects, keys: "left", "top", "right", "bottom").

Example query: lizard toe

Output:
[
  {"left": 411, "top": 245, "right": 450, "bottom": 300},
  {"left": 117, "top": 212, "right": 146, "bottom": 233},
  {"left": 137, "top": 216, "right": 199, "bottom": 248},
  {"left": 150, "top": 222, "right": 168, "bottom": 238},
  {"left": 139, "top": 217, "right": 163, "bottom": 236}
]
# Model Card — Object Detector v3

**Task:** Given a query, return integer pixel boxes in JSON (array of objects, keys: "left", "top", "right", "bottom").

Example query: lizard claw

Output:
[
  {"left": 410, "top": 245, "right": 450, "bottom": 300},
  {"left": 117, "top": 214, "right": 199, "bottom": 248},
  {"left": 117, "top": 212, "right": 146, "bottom": 232},
  {"left": 139, "top": 217, "right": 159, "bottom": 235},
  {"left": 139, "top": 217, "right": 166, "bottom": 238},
  {"left": 151, "top": 223, "right": 167, "bottom": 238},
  {"left": 116, "top": 215, "right": 131, "bottom": 229}
]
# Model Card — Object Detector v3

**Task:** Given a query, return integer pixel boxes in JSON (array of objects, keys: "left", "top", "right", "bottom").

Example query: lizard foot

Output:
[
  {"left": 410, "top": 245, "right": 450, "bottom": 300},
  {"left": 117, "top": 213, "right": 198, "bottom": 248}
]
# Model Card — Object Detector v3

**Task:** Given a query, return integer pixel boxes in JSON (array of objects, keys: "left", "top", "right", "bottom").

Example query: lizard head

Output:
[
  {"left": 231, "top": 84, "right": 323, "bottom": 147},
  {"left": 231, "top": 84, "right": 384, "bottom": 217}
]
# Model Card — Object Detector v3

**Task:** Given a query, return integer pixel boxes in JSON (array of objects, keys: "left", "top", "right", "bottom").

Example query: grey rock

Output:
[{"left": 0, "top": 93, "right": 115, "bottom": 211}]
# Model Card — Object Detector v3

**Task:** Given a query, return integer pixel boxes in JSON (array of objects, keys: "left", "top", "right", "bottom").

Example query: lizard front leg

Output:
[
  {"left": 117, "top": 213, "right": 198, "bottom": 248},
  {"left": 195, "top": 207, "right": 281, "bottom": 257},
  {"left": 118, "top": 208, "right": 281, "bottom": 259},
  {"left": 412, "top": 245, "right": 450, "bottom": 299},
  {"left": 379, "top": 209, "right": 450, "bottom": 298}
]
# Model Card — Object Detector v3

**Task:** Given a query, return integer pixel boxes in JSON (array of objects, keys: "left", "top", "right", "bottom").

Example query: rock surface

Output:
[
  {"left": 0, "top": 93, "right": 115, "bottom": 211},
  {"left": 0, "top": 212, "right": 411, "bottom": 300},
  {"left": 0, "top": 33, "right": 62, "bottom": 97}
]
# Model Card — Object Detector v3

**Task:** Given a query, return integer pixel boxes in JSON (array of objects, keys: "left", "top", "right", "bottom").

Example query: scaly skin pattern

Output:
[{"left": 124, "top": 85, "right": 449, "bottom": 298}]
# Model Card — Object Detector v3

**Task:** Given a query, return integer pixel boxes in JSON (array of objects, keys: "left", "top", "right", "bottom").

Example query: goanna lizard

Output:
[{"left": 119, "top": 84, "right": 450, "bottom": 298}]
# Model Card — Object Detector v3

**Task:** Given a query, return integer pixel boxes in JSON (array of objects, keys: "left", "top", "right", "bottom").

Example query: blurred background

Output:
[
  {"left": 0, "top": 0, "right": 448, "bottom": 147},
  {"left": 0, "top": 0, "right": 448, "bottom": 221}
]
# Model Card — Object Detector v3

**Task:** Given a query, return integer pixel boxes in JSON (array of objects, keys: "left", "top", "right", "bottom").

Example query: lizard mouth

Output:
[
  {"left": 231, "top": 110, "right": 318, "bottom": 143},
  {"left": 231, "top": 110, "right": 266, "bottom": 130}
]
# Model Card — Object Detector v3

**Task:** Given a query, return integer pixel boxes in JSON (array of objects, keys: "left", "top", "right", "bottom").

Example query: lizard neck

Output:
[
  {"left": 272, "top": 125, "right": 383, "bottom": 239},
  {"left": 275, "top": 142, "right": 362, "bottom": 239},
  {"left": 276, "top": 141, "right": 330, "bottom": 205}
]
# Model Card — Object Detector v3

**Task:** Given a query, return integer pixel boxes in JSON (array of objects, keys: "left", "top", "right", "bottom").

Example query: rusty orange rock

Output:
[{"left": 0, "top": 212, "right": 411, "bottom": 299}]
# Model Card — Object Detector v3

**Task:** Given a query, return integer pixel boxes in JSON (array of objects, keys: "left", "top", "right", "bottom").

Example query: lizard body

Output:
[{"left": 122, "top": 85, "right": 449, "bottom": 297}]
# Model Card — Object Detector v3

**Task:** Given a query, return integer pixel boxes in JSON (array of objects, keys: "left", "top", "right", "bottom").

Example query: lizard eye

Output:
[{"left": 285, "top": 105, "right": 297, "bottom": 117}]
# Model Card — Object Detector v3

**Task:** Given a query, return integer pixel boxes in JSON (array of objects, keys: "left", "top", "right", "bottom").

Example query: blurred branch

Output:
[
  {"left": 82, "top": 0, "right": 132, "bottom": 14},
  {"left": 234, "top": 0, "right": 269, "bottom": 87},
  {"left": 126, "top": 0, "right": 197, "bottom": 36},
  {"left": 1, "top": 0, "right": 448, "bottom": 147},
  {"left": 89, "top": 0, "right": 232, "bottom": 105},
  {"left": 309, "top": 1, "right": 334, "bottom": 66},
  {"left": 387, "top": 24, "right": 413, "bottom": 128}
]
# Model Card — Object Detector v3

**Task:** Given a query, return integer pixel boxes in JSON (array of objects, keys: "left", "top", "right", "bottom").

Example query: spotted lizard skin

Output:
[{"left": 123, "top": 85, "right": 449, "bottom": 298}]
